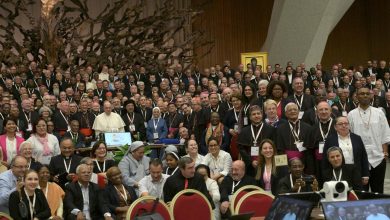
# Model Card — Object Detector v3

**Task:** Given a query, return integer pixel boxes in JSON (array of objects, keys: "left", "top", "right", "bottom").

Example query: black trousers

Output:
[{"left": 363, "top": 159, "right": 386, "bottom": 193}]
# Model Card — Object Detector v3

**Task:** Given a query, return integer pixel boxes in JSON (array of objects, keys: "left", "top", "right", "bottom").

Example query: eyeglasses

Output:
[{"left": 358, "top": 92, "right": 370, "bottom": 96}]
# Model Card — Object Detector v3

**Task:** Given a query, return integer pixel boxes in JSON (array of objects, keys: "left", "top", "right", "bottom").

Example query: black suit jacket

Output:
[
  {"left": 322, "top": 165, "right": 362, "bottom": 190},
  {"left": 237, "top": 123, "right": 275, "bottom": 175},
  {"left": 49, "top": 154, "right": 83, "bottom": 187},
  {"left": 63, "top": 131, "right": 86, "bottom": 148},
  {"left": 287, "top": 94, "right": 315, "bottom": 112},
  {"left": 101, "top": 183, "right": 138, "bottom": 215},
  {"left": 322, "top": 133, "right": 370, "bottom": 178},
  {"left": 9, "top": 188, "right": 51, "bottom": 220},
  {"left": 122, "top": 112, "right": 146, "bottom": 141},
  {"left": 18, "top": 110, "right": 39, "bottom": 132},
  {"left": 52, "top": 110, "right": 70, "bottom": 132},
  {"left": 64, "top": 182, "right": 109, "bottom": 220},
  {"left": 256, "top": 165, "right": 289, "bottom": 195},
  {"left": 219, "top": 175, "right": 257, "bottom": 202}
]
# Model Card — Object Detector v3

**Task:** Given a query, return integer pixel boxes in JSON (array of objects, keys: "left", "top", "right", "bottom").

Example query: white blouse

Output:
[
  {"left": 27, "top": 134, "right": 60, "bottom": 164},
  {"left": 5, "top": 137, "right": 17, "bottom": 164}
]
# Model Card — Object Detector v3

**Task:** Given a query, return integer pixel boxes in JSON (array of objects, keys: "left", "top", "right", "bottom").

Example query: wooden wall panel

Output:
[
  {"left": 194, "top": 0, "right": 390, "bottom": 71},
  {"left": 192, "top": 0, "right": 274, "bottom": 69}
]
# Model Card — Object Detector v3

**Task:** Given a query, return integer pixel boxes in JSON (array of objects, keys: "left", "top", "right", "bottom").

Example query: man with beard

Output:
[{"left": 122, "top": 99, "right": 146, "bottom": 141}]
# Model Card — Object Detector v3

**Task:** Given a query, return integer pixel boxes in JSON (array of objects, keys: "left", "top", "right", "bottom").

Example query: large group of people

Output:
[{"left": 0, "top": 59, "right": 389, "bottom": 219}]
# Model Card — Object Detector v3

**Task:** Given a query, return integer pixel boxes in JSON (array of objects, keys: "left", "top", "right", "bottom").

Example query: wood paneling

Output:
[
  {"left": 322, "top": 0, "right": 390, "bottom": 68},
  {"left": 192, "top": 0, "right": 274, "bottom": 69},
  {"left": 194, "top": 0, "right": 390, "bottom": 71}
]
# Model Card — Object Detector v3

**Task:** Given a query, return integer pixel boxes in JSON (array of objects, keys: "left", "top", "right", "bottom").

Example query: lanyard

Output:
[
  {"left": 340, "top": 101, "right": 346, "bottom": 112},
  {"left": 63, "top": 158, "right": 72, "bottom": 173},
  {"left": 319, "top": 119, "right": 332, "bottom": 141},
  {"left": 234, "top": 110, "right": 240, "bottom": 122},
  {"left": 70, "top": 132, "right": 78, "bottom": 141},
  {"left": 166, "top": 167, "right": 178, "bottom": 175},
  {"left": 127, "top": 113, "right": 135, "bottom": 124},
  {"left": 95, "top": 160, "right": 106, "bottom": 173},
  {"left": 59, "top": 111, "right": 69, "bottom": 125},
  {"left": 24, "top": 111, "right": 31, "bottom": 123},
  {"left": 140, "top": 109, "right": 147, "bottom": 121},
  {"left": 169, "top": 113, "right": 177, "bottom": 128},
  {"left": 333, "top": 169, "right": 342, "bottom": 181},
  {"left": 243, "top": 104, "right": 250, "bottom": 115},
  {"left": 227, "top": 102, "right": 232, "bottom": 109},
  {"left": 211, "top": 105, "right": 220, "bottom": 113},
  {"left": 232, "top": 180, "right": 241, "bottom": 194},
  {"left": 289, "top": 121, "right": 300, "bottom": 142},
  {"left": 251, "top": 124, "right": 264, "bottom": 145},
  {"left": 290, "top": 174, "right": 301, "bottom": 193},
  {"left": 114, "top": 185, "right": 128, "bottom": 205},
  {"left": 294, "top": 94, "right": 303, "bottom": 110},
  {"left": 24, "top": 189, "right": 36, "bottom": 220},
  {"left": 153, "top": 118, "right": 160, "bottom": 131},
  {"left": 96, "top": 89, "right": 103, "bottom": 97}
]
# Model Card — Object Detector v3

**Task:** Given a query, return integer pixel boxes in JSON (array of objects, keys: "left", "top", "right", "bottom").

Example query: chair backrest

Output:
[
  {"left": 170, "top": 189, "right": 213, "bottom": 220},
  {"left": 348, "top": 190, "right": 359, "bottom": 201},
  {"left": 235, "top": 191, "right": 274, "bottom": 217},
  {"left": 126, "top": 196, "right": 172, "bottom": 220},
  {"left": 0, "top": 212, "right": 13, "bottom": 220},
  {"left": 230, "top": 185, "right": 264, "bottom": 213}
]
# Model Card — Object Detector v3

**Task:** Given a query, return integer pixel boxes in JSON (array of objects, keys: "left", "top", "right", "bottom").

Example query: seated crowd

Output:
[{"left": 0, "top": 59, "right": 389, "bottom": 219}]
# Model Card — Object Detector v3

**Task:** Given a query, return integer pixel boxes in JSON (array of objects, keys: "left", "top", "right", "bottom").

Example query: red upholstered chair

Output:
[
  {"left": 348, "top": 190, "right": 359, "bottom": 201},
  {"left": 126, "top": 196, "right": 172, "bottom": 220},
  {"left": 235, "top": 191, "right": 274, "bottom": 217},
  {"left": 0, "top": 212, "right": 13, "bottom": 220},
  {"left": 170, "top": 189, "right": 213, "bottom": 220},
  {"left": 229, "top": 185, "right": 264, "bottom": 214}
]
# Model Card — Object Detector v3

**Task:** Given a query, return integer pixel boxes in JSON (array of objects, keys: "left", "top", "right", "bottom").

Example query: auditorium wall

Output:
[{"left": 193, "top": 0, "right": 390, "bottom": 70}]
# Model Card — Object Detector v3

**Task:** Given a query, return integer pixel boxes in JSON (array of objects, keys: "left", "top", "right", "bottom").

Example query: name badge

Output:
[
  {"left": 251, "top": 146, "right": 259, "bottom": 156},
  {"left": 298, "top": 111, "right": 304, "bottom": 119},
  {"left": 16, "top": 132, "right": 23, "bottom": 138},
  {"left": 144, "top": 122, "right": 148, "bottom": 128},
  {"left": 243, "top": 117, "right": 248, "bottom": 126},
  {"left": 342, "top": 111, "right": 347, "bottom": 116},
  {"left": 27, "top": 123, "right": 32, "bottom": 131},
  {"left": 153, "top": 132, "right": 159, "bottom": 139},
  {"left": 129, "top": 124, "right": 136, "bottom": 132},
  {"left": 295, "top": 141, "right": 306, "bottom": 152},
  {"left": 274, "top": 154, "right": 288, "bottom": 166},
  {"left": 234, "top": 124, "right": 239, "bottom": 132},
  {"left": 319, "top": 141, "right": 325, "bottom": 154}
]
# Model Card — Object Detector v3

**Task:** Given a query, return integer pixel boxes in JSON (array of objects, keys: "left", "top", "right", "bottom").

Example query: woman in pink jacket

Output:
[{"left": 0, "top": 118, "right": 25, "bottom": 165}]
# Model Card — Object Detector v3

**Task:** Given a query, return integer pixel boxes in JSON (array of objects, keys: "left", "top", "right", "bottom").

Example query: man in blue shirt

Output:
[{"left": 0, "top": 156, "right": 28, "bottom": 213}]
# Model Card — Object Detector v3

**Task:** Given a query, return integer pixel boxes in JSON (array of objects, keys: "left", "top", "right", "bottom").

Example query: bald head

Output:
[{"left": 231, "top": 160, "right": 245, "bottom": 181}]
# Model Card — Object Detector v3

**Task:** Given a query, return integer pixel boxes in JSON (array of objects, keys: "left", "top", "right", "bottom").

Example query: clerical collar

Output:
[
  {"left": 252, "top": 122, "right": 263, "bottom": 127},
  {"left": 62, "top": 155, "right": 72, "bottom": 160},
  {"left": 320, "top": 118, "right": 332, "bottom": 124}
]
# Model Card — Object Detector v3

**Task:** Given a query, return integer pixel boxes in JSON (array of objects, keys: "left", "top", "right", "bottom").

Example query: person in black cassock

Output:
[
  {"left": 163, "top": 157, "right": 215, "bottom": 209},
  {"left": 237, "top": 105, "right": 275, "bottom": 176}
]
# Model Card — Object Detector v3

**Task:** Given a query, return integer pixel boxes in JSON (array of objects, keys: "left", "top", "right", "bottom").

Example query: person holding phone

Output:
[
  {"left": 277, "top": 157, "right": 318, "bottom": 194},
  {"left": 49, "top": 138, "right": 82, "bottom": 189}
]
